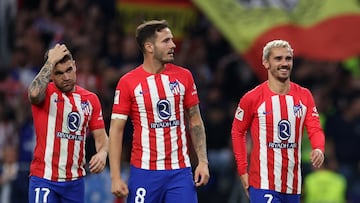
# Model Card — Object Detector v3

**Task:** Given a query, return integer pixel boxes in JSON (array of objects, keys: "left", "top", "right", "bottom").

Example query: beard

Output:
[{"left": 154, "top": 48, "right": 175, "bottom": 64}]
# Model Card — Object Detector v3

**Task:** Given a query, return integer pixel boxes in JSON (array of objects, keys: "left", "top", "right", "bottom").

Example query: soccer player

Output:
[
  {"left": 28, "top": 43, "right": 109, "bottom": 203},
  {"left": 109, "top": 20, "right": 210, "bottom": 203},
  {"left": 231, "top": 39, "right": 325, "bottom": 203}
]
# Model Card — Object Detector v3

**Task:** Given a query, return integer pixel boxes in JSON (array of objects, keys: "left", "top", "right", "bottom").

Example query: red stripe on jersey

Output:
[{"left": 143, "top": 79, "right": 158, "bottom": 170}]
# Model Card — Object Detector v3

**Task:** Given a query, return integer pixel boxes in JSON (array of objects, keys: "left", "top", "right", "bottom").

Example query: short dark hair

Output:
[{"left": 135, "top": 20, "right": 169, "bottom": 53}]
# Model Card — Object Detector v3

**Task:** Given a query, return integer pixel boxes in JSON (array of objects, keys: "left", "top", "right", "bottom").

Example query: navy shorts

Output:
[
  {"left": 249, "top": 186, "right": 300, "bottom": 203},
  {"left": 127, "top": 166, "right": 197, "bottom": 203},
  {"left": 28, "top": 176, "right": 84, "bottom": 203}
]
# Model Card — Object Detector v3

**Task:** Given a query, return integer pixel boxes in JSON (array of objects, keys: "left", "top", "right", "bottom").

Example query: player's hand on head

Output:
[{"left": 47, "top": 43, "right": 70, "bottom": 64}]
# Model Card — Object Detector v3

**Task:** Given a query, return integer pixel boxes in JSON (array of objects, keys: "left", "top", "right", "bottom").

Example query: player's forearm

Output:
[
  {"left": 187, "top": 105, "right": 209, "bottom": 164},
  {"left": 28, "top": 61, "right": 53, "bottom": 104},
  {"left": 109, "top": 127, "right": 124, "bottom": 179},
  {"left": 190, "top": 124, "right": 209, "bottom": 164},
  {"left": 231, "top": 129, "right": 248, "bottom": 175},
  {"left": 95, "top": 131, "right": 109, "bottom": 155}
]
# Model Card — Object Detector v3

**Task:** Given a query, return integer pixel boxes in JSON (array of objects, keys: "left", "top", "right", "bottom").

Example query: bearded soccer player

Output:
[
  {"left": 27, "top": 44, "right": 108, "bottom": 203},
  {"left": 231, "top": 40, "right": 325, "bottom": 203},
  {"left": 109, "top": 20, "right": 210, "bottom": 203}
]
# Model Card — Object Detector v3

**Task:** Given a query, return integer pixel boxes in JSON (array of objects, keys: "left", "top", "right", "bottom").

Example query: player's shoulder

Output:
[
  {"left": 243, "top": 82, "right": 266, "bottom": 98},
  {"left": 166, "top": 63, "right": 192, "bottom": 75},
  {"left": 290, "top": 82, "right": 312, "bottom": 94},
  {"left": 75, "top": 85, "right": 98, "bottom": 98},
  {"left": 121, "top": 65, "right": 143, "bottom": 79}
]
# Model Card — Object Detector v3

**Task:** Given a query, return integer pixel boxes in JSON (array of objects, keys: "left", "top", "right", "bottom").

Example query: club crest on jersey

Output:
[
  {"left": 169, "top": 80, "right": 180, "bottom": 95},
  {"left": 293, "top": 104, "right": 303, "bottom": 118},
  {"left": 67, "top": 111, "right": 81, "bottom": 132},
  {"left": 81, "top": 101, "right": 91, "bottom": 116}
]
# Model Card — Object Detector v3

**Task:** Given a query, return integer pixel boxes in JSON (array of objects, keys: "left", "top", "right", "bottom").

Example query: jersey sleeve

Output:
[
  {"left": 303, "top": 88, "right": 325, "bottom": 152},
  {"left": 183, "top": 69, "right": 199, "bottom": 109},
  {"left": 111, "top": 76, "right": 132, "bottom": 116},
  {"left": 88, "top": 93, "right": 105, "bottom": 131},
  {"left": 231, "top": 93, "right": 254, "bottom": 175}
]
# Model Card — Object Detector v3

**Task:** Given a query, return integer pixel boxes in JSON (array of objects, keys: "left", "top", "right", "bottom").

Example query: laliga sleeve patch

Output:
[{"left": 235, "top": 106, "right": 244, "bottom": 121}]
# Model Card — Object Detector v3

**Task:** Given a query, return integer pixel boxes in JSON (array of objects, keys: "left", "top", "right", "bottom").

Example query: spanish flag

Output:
[{"left": 193, "top": 0, "right": 360, "bottom": 81}]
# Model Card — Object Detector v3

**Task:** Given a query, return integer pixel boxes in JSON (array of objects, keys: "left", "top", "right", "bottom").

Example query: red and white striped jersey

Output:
[
  {"left": 111, "top": 64, "right": 199, "bottom": 170},
  {"left": 30, "top": 82, "right": 105, "bottom": 181},
  {"left": 231, "top": 81, "right": 325, "bottom": 194}
]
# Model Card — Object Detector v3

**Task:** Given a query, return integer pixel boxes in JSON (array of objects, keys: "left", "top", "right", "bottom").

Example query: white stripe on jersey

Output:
[
  {"left": 258, "top": 102, "right": 269, "bottom": 189},
  {"left": 134, "top": 84, "right": 150, "bottom": 169},
  {"left": 272, "top": 95, "right": 282, "bottom": 192},
  {"left": 44, "top": 93, "right": 58, "bottom": 180},
  {"left": 285, "top": 95, "right": 295, "bottom": 193}
]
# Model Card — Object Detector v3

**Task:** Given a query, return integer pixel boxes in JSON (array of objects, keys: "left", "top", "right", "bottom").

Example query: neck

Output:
[
  {"left": 143, "top": 57, "right": 166, "bottom": 74},
  {"left": 267, "top": 78, "right": 290, "bottom": 95}
]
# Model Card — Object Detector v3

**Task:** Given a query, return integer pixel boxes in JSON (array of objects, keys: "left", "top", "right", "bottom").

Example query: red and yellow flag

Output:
[{"left": 193, "top": 0, "right": 360, "bottom": 80}]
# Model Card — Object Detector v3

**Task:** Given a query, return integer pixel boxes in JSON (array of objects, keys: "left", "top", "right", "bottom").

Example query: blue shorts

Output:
[
  {"left": 127, "top": 166, "right": 197, "bottom": 203},
  {"left": 249, "top": 186, "right": 300, "bottom": 203},
  {"left": 28, "top": 176, "right": 84, "bottom": 203}
]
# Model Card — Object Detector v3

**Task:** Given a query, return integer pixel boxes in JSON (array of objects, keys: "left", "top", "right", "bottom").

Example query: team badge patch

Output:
[
  {"left": 169, "top": 81, "right": 180, "bottom": 95},
  {"left": 293, "top": 104, "right": 303, "bottom": 118},
  {"left": 81, "top": 101, "right": 91, "bottom": 116}
]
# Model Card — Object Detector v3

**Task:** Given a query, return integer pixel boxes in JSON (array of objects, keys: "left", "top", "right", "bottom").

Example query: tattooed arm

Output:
[
  {"left": 186, "top": 104, "right": 210, "bottom": 187},
  {"left": 28, "top": 44, "right": 70, "bottom": 104}
]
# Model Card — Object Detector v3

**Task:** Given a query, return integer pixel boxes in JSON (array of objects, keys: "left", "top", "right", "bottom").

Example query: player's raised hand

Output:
[{"left": 47, "top": 43, "right": 71, "bottom": 65}]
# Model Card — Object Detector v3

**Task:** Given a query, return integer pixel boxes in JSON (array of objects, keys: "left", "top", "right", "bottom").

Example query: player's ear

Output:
[
  {"left": 263, "top": 59, "right": 270, "bottom": 69},
  {"left": 144, "top": 42, "right": 153, "bottom": 53},
  {"left": 72, "top": 60, "right": 77, "bottom": 72}
]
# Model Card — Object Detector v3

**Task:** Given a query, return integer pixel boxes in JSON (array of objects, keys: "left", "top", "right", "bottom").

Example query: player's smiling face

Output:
[
  {"left": 264, "top": 47, "right": 293, "bottom": 82},
  {"left": 153, "top": 27, "right": 176, "bottom": 64}
]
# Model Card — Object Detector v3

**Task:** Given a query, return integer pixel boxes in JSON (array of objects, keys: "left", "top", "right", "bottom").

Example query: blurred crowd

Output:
[{"left": 0, "top": 0, "right": 359, "bottom": 203}]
